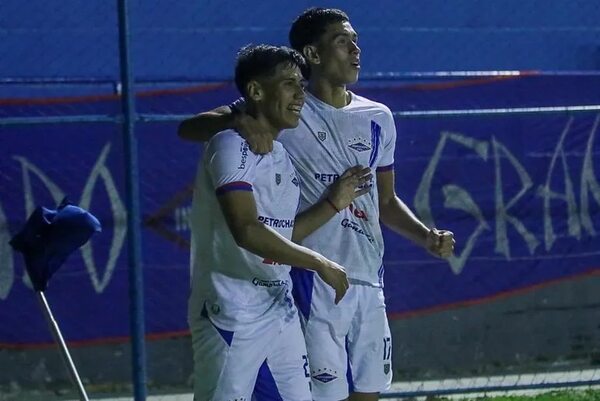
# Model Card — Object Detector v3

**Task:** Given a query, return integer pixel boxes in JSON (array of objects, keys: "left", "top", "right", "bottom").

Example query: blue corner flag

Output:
[{"left": 9, "top": 198, "right": 102, "bottom": 291}]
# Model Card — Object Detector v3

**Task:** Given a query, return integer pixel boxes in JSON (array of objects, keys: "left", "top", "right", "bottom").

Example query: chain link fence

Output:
[{"left": 1, "top": 1, "right": 600, "bottom": 400}]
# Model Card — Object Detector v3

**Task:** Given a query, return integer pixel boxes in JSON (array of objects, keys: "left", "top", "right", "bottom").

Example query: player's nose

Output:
[{"left": 294, "top": 84, "right": 305, "bottom": 100}]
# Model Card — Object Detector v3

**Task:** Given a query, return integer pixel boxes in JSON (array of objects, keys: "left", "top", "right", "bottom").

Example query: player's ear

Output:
[
  {"left": 302, "top": 45, "right": 320, "bottom": 65},
  {"left": 246, "top": 80, "right": 263, "bottom": 102}
]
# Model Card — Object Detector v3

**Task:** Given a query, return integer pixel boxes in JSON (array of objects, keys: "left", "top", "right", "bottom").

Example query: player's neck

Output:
[
  {"left": 246, "top": 105, "right": 279, "bottom": 140},
  {"left": 307, "top": 78, "right": 350, "bottom": 109}
]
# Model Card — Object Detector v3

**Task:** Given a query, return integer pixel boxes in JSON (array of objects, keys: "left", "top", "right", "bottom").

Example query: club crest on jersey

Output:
[
  {"left": 348, "top": 137, "right": 371, "bottom": 152},
  {"left": 312, "top": 368, "right": 338, "bottom": 383},
  {"left": 317, "top": 131, "right": 327, "bottom": 141},
  {"left": 384, "top": 363, "right": 390, "bottom": 374},
  {"left": 275, "top": 173, "right": 281, "bottom": 185}
]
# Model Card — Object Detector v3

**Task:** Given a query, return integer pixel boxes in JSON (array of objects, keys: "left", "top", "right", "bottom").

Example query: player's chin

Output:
[
  {"left": 344, "top": 74, "right": 359, "bottom": 85},
  {"left": 281, "top": 111, "right": 301, "bottom": 128}
]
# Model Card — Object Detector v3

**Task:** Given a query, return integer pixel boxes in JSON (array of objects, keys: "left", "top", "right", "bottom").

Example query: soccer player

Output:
[
  {"left": 180, "top": 9, "right": 455, "bottom": 401},
  {"left": 188, "top": 44, "right": 373, "bottom": 401}
]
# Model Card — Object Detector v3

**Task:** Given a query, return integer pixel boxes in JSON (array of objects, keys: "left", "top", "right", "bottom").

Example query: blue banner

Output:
[{"left": 1, "top": 76, "right": 599, "bottom": 345}]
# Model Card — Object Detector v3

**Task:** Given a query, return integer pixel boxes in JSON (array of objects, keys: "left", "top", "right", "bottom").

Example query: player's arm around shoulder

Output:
[
  {"left": 178, "top": 105, "right": 234, "bottom": 142},
  {"left": 178, "top": 99, "right": 274, "bottom": 154}
]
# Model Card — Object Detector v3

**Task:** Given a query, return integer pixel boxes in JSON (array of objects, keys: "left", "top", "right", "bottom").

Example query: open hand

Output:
[
  {"left": 328, "top": 165, "right": 372, "bottom": 211},
  {"left": 425, "top": 228, "right": 455, "bottom": 259}
]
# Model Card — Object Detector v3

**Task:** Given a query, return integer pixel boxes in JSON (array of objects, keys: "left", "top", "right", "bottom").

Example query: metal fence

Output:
[{"left": 1, "top": 1, "right": 600, "bottom": 401}]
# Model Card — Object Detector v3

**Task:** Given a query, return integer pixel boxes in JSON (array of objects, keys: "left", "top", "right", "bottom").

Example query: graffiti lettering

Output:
[
  {"left": 415, "top": 116, "right": 599, "bottom": 275},
  {"left": 79, "top": 143, "right": 127, "bottom": 293},
  {"left": 580, "top": 115, "right": 600, "bottom": 235},
  {"left": 538, "top": 117, "right": 581, "bottom": 250},
  {"left": 492, "top": 137, "right": 539, "bottom": 259},
  {"left": 416, "top": 132, "right": 491, "bottom": 274}
]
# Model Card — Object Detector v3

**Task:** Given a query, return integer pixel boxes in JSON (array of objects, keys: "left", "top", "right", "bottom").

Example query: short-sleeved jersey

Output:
[
  {"left": 279, "top": 92, "right": 397, "bottom": 286},
  {"left": 188, "top": 130, "right": 301, "bottom": 331}
]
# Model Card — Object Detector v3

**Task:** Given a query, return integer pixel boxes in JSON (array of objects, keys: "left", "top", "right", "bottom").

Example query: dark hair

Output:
[
  {"left": 234, "top": 44, "right": 306, "bottom": 96},
  {"left": 289, "top": 8, "right": 349, "bottom": 53}
]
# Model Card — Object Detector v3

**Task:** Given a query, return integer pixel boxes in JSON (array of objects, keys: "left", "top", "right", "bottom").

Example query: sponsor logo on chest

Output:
[
  {"left": 341, "top": 218, "right": 374, "bottom": 243},
  {"left": 258, "top": 215, "right": 295, "bottom": 228},
  {"left": 314, "top": 172, "right": 340, "bottom": 183},
  {"left": 349, "top": 203, "right": 369, "bottom": 221}
]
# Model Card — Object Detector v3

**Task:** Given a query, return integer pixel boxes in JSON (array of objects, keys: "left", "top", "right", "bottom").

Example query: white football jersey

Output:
[
  {"left": 279, "top": 91, "right": 397, "bottom": 286},
  {"left": 188, "top": 130, "right": 301, "bottom": 331}
]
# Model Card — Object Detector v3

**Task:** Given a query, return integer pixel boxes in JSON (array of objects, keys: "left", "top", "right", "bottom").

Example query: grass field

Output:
[{"left": 432, "top": 389, "right": 600, "bottom": 400}]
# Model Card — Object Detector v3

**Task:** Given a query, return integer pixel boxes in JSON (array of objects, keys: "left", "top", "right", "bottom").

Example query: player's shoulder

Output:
[
  {"left": 272, "top": 139, "right": 286, "bottom": 153},
  {"left": 206, "top": 129, "right": 253, "bottom": 158},
  {"left": 271, "top": 140, "right": 296, "bottom": 168},
  {"left": 348, "top": 92, "right": 393, "bottom": 117},
  {"left": 207, "top": 129, "right": 246, "bottom": 150},
  {"left": 208, "top": 129, "right": 243, "bottom": 147}
]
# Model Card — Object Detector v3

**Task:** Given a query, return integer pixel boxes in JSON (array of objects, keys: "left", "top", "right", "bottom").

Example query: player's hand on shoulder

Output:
[
  {"left": 315, "top": 259, "right": 349, "bottom": 304},
  {"left": 233, "top": 104, "right": 273, "bottom": 155},
  {"left": 425, "top": 228, "right": 455, "bottom": 259},
  {"left": 327, "top": 165, "right": 372, "bottom": 211}
]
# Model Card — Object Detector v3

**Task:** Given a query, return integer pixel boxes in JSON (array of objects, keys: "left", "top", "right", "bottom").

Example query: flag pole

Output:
[{"left": 37, "top": 291, "right": 90, "bottom": 401}]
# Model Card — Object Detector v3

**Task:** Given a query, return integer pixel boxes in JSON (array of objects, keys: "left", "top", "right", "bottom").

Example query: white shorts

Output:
[
  {"left": 291, "top": 270, "right": 392, "bottom": 400},
  {"left": 190, "top": 306, "right": 311, "bottom": 401}
]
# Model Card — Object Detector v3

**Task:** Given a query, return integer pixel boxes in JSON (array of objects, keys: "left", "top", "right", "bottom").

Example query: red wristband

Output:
[{"left": 326, "top": 197, "right": 341, "bottom": 213}]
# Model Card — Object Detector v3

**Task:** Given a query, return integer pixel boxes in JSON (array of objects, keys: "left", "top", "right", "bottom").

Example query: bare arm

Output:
[
  {"left": 178, "top": 106, "right": 235, "bottom": 142},
  {"left": 292, "top": 166, "right": 372, "bottom": 243},
  {"left": 178, "top": 103, "right": 274, "bottom": 153},
  {"left": 377, "top": 169, "right": 454, "bottom": 258},
  {"left": 218, "top": 190, "right": 349, "bottom": 303}
]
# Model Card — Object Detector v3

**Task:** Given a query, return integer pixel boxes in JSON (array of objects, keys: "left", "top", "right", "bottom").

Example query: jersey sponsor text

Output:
[
  {"left": 258, "top": 215, "right": 295, "bottom": 228},
  {"left": 341, "top": 218, "right": 374, "bottom": 244}
]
